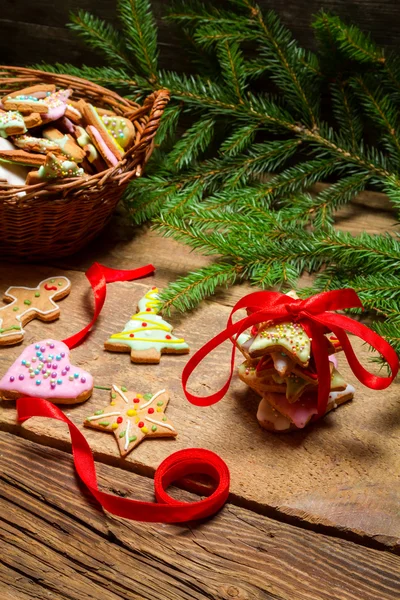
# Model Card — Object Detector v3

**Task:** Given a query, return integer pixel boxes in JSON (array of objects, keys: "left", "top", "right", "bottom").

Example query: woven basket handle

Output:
[{"left": 123, "top": 89, "right": 170, "bottom": 168}]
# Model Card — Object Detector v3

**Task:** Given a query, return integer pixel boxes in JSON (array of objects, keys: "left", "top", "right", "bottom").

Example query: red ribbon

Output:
[
  {"left": 63, "top": 262, "right": 155, "bottom": 349},
  {"left": 182, "top": 289, "right": 399, "bottom": 416},
  {"left": 17, "top": 397, "right": 230, "bottom": 523}
]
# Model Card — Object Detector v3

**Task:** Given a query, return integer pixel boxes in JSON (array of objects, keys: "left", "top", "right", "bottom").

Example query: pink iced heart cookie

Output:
[{"left": 0, "top": 339, "right": 93, "bottom": 404}]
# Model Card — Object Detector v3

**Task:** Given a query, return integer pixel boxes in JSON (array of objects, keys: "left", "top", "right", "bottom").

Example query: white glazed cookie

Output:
[
  {"left": 84, "top": 386, "right": 176, "bottom": 457},
  {"left": 104, "top": 287, "right": 190, "bottom": 364}
]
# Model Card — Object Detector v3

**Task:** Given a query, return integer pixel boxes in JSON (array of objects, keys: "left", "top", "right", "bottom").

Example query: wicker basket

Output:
[{"left": 0, "top": 66, "right": 169, "bottom": 260}]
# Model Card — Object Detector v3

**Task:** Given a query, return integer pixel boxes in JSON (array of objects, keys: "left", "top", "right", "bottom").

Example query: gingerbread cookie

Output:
[
  {"left": 42, "top": 127, "right": 86, "bottom": 162},
  {"left": 0, "top": 111, "right": 27, "bottom": 138},
  {"left": 259, "top": 385, "right": 355, "bottom": 431},
  {"left": 3, "top": 84, "right": 55, "bottom": 101},
  {"left": 26, "top": 153, "right": 84, "bottom": 184},
  {"left": 84, "top": 386, "right": 176, "bottom": 457},
  {"left": 0, "top": 339, "right": 93, "bottom": 404},
  {"left": 13, "top": 134, "right": 60, "bottom": 155},
  {"left": 247, "top": 320, "right": 311, "bottom": 366},
  {"left": 104, "top": 287, "right": 190, "bottom": 364},
  {"left": 75, "top": 126, "right": 105, "bottom": 170},
  {"left": 0, "top": 276, "right": 71, "bottom": 346},
  {"left": 22, "top": 112, "right": 42, "bottom": 129},
  {"left": 65, "top": 104, "right": 82, "bottom": 123},
  {"left": 0, "top": 148, "right": 45, "bottom": 167},
  {"left": 86, "top": 125, "right": 119, "bottom": 167},
  {"left": 0, "top": 138, "right": 29, "bottom": 186},
  {"left": 2, "top": 95, "right": 49, "bottom": 114},
  {"left": 101, "top": 114, "right": 135, "bottom": 149},
  {"left": 80, "top": 101, "right": 124, "bottom": 162},
  {"left": 40, "top": 89, "right": 72, "bottom": 125}
]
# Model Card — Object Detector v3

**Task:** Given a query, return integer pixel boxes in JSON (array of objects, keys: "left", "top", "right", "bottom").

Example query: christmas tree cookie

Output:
[
  {"left": 84, "top": 385, "right": 177, "bottom": 457},
  {"left": 0, "top": 276, "right": 71, "bottom": 346},
  {"left": 104, "top": 287, "right": 190, "bottom": 364}
]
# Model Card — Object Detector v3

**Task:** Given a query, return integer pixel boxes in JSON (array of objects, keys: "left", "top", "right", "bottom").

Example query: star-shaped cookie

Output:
[{"left": 83, "top": 386, "right": 177, "bottom": 457}]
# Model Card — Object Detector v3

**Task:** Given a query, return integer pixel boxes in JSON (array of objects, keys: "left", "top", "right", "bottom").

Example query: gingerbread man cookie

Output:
[
  {"left": 0, "top": 276, "right": 71, "bottom": 346},
  {"left": 84, "top": 386, "right": 176, "bottom": 457},
  {"left": 104, "top": 287, "right": 190, "bottom": 364}
]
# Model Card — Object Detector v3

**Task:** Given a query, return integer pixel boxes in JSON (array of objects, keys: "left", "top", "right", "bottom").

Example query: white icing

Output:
[
  {"left": 271, "top": 352, "right": 293, "bottom": 375},
  {"left": 139, "top": 389, "right": 166, "bottom": 410},
  {"left": 0, "top": 276, "right": 71, "bottom": 340},
  {"left": 125, "top": 420, "right": 131, "bottom": 450},
  {"left": 145, "top": 416, "right": 175, "bottom": 432},
  {"left": 236, "top": 332, "right": 251, "bottom": 347},
  {"left": 112, "top": 384, "right": 129, "bottom": 403},
  {"left": 0, "top": 137, "right": 28, "bottom": 187},
  {"left": 87, "top": 411, "right": 121, "bottom": 421},
  {"left": 249, "top": 320, "right": 310, "bottom": 364},
  {"left": 107, "top": 288, "right": 189, "bottom": 353},
  {"left": 257, "top": 397, "right": 291, "bottom": 431},
  {"left": 328, "top": 384, "right": 355, "bottom": 404}
]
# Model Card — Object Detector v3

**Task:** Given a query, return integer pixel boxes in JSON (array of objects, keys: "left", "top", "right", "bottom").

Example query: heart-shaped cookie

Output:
[{"left": 0, "top": 339, "right": 93, "bottom": 404}]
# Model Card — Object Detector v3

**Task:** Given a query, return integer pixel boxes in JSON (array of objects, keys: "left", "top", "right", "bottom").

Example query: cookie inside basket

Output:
[{"left": 0, "top": 82, "right": 140, "bottom": 186}]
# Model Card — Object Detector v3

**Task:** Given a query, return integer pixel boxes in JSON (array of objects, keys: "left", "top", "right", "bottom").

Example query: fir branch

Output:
[
  {"left": 68, "top": 10, "right": 131, "bottom": 69},
  {"left": 219, "top": 123, "right": 259, "bottom": 156},
  {"left": 331, "top": 81, "right": 363, "bottom": 149},
  {"left": 245, "top": 5, "right": 321, "bottom": 126},
  {"left": 153, "top": 104, "right": 182, "bottom": 145},
  {"left": 351, "top": 75, "right": 400, "bottom": 158},
  {"left": 263, "top": 158, "right": 340, "bottom": 200},
  {"left": 217, "top": 41, "right": 247, "bottom": 102},
  {"left": 313, "top": 12, "right": 384, "bottom": 66},
  {"left": 159, "top": 262, "right": 241, "bottom": 313},
  {"left": 311, "top": 172, "right": 372, "bottom": 228},
  {"left": 118, "top": 0, "right": 158, "bottom": 79},
  {"left": 166, "top": 117, "right": 215, "bottom": 170}
]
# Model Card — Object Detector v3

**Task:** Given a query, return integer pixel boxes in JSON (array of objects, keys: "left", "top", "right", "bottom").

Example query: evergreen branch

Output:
[
  {"left": 331, "top": 82, "right": 363, "bottom": 149},
  {"left": 118, "top": 0, "right": 158, "bottom": 79},
  {"left": 262, "top": 158, "right": 340, "bottom": 199},
  {"left": 219, "top": 123, "right": 259, "bottom": 156},
  {"left": 245, "top": 5, "right": 321, "bottom": 126},
  {"left": 68, "top": 10, "right": 131, "bottom": 69},
  {"left": 313, "top": 12, "right": 384, "bottom": 66},
  {"left": 312, "top": 172, "right": 372, "bottom": 228},
  {"left": 154, "top": 104, "right": 182, "bottom": 145},
  {"left": 166, "top": 117, "right": 215, "bottom": 170},
  {"left": 194, "top": 24, "right": 258, "bottom": 49},
  {"left": 217, "top": 41, "right": 247, "bottom": 102},
  {"left": 154, "top": 214, "right": 242, "bottom": 258},
  {"left": 351, "top": 75, "right": 400, "bottom": 157},
  {"left": 159, "top": 262, "right": 241, "bottom": 313}
]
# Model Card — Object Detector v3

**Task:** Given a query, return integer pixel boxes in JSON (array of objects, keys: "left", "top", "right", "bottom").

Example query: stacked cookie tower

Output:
[
  {"left": 0, "top": 83, "right": 137, "bottom": 186},
  {"left": 237, "top": 293, "right": 354, "bottom": 432}
]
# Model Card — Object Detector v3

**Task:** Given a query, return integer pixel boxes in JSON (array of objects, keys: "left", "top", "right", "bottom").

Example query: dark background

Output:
[{"left": 1, "top": 0, "right": 399, "bottom": 68}]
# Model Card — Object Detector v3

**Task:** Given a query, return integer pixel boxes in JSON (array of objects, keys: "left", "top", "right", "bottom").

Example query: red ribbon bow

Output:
[{"left": 182, "top": 289, "right": 399, "bottom": 416}]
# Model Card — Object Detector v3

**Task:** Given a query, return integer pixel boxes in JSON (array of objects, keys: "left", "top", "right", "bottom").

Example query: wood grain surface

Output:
[
  {"left": 2, "top": 0, "right": 400, "bottom": 67},
  {"left": 0, "top": 189, "right": 399, "bottom": 551},
  {"left": 2, "top": 431, "right": 400, "bottom": 600}
]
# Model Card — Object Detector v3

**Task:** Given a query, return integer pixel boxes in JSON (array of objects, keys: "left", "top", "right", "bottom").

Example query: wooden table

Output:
[{"left": 1, "top": 191, "right": 400, "bottom": 600}]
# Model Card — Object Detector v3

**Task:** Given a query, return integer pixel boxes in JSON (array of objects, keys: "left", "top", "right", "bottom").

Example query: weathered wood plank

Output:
[
  {"left": 0, "top": 258, "right": 399, "bottom": 549},
  {"left": 2, "top": 431, "right": 400, "bottom": 600}
]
